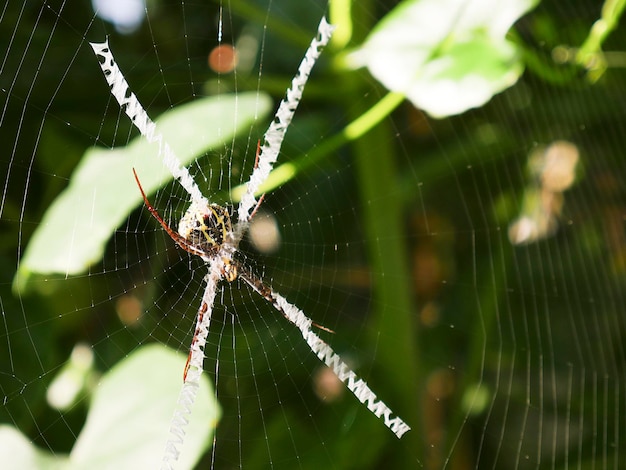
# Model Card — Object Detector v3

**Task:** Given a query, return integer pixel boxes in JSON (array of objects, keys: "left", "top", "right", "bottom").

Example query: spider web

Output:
[{"left": 2, "top": 0, "right": 626, "bottom": 468}]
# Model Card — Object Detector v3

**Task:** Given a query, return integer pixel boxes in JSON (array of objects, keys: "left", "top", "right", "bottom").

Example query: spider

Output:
[
  {"left": 131, "top": 143, "right": 331, "bottom": 381},
  {"left": 90, "top": 18, "right": 410, "bottom": 454}
]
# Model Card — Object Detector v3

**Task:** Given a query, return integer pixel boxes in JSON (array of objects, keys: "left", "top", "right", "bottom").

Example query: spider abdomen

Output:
[{"left": 178, "top": 203, "right": 232, "bottom": 254}]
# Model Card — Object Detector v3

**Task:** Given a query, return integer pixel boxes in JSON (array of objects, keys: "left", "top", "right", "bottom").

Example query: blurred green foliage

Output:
[{"left": 2, "top": 0, "right": 626, "bottom": 469}]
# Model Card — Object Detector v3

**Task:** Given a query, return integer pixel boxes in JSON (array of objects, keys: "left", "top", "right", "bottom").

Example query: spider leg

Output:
[
  {"left": 249, "top": 194, "right": 265, "bottom": 221},
  {"left": 132, "top": 168, "right": 206, "bottom": 258},
  {"left": 253, "top": 139, "right": 261, "bottom": 169},
  {"left": 248, "top": 140, "right": 266, "bottom": 221},
  {"left": 236, "top": 18, "right": 334, "bottom": 225},
  {"left": 183, "top": 301, "right": 209, "bottom": 381},
  {"left": 238, "top": 264, "right": 410, "bottom": 438},
  {"left": 237, "top": 265, "right": 333, "bottom": 334}
]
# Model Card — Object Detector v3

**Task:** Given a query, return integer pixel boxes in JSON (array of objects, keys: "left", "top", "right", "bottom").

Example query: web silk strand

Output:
[
  {"left": 235, "top": 17, "right": 335, "bottom": 233},
  {"left": 89, "top": 41, "right": 208, "bottom": 209}
]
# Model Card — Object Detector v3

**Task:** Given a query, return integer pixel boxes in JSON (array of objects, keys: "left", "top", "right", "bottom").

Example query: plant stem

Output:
[
  {"left": 229, "top": 91, "right": 405, "bottom": 202},
  {"left": 342, "top": 1, "right": 422, "bottom": 464}
]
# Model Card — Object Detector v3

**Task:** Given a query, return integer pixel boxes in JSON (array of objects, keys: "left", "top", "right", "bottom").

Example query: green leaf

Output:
[
  {"left": 0, "top": 344, "right": 220, "bottom": 469},
  {"left": 350, "top": 0, "right": 539, "bottom": 117},
  {"left": 69, "top": 344, "right": 219, "bottom": 469},
  {"left": 14, "top": 92, "right": 271, "bottom": 293}
]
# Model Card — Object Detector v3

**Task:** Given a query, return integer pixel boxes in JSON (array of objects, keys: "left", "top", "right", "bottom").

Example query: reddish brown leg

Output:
[
  {"left": 183, "top": 301, "right": 209, "bottom": 382},
  {"left": 249, "top": 140, "right": 266, "bottom": 220},
  {"left": 132, "top": 168, "right": 205, "bottom": 258}
]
